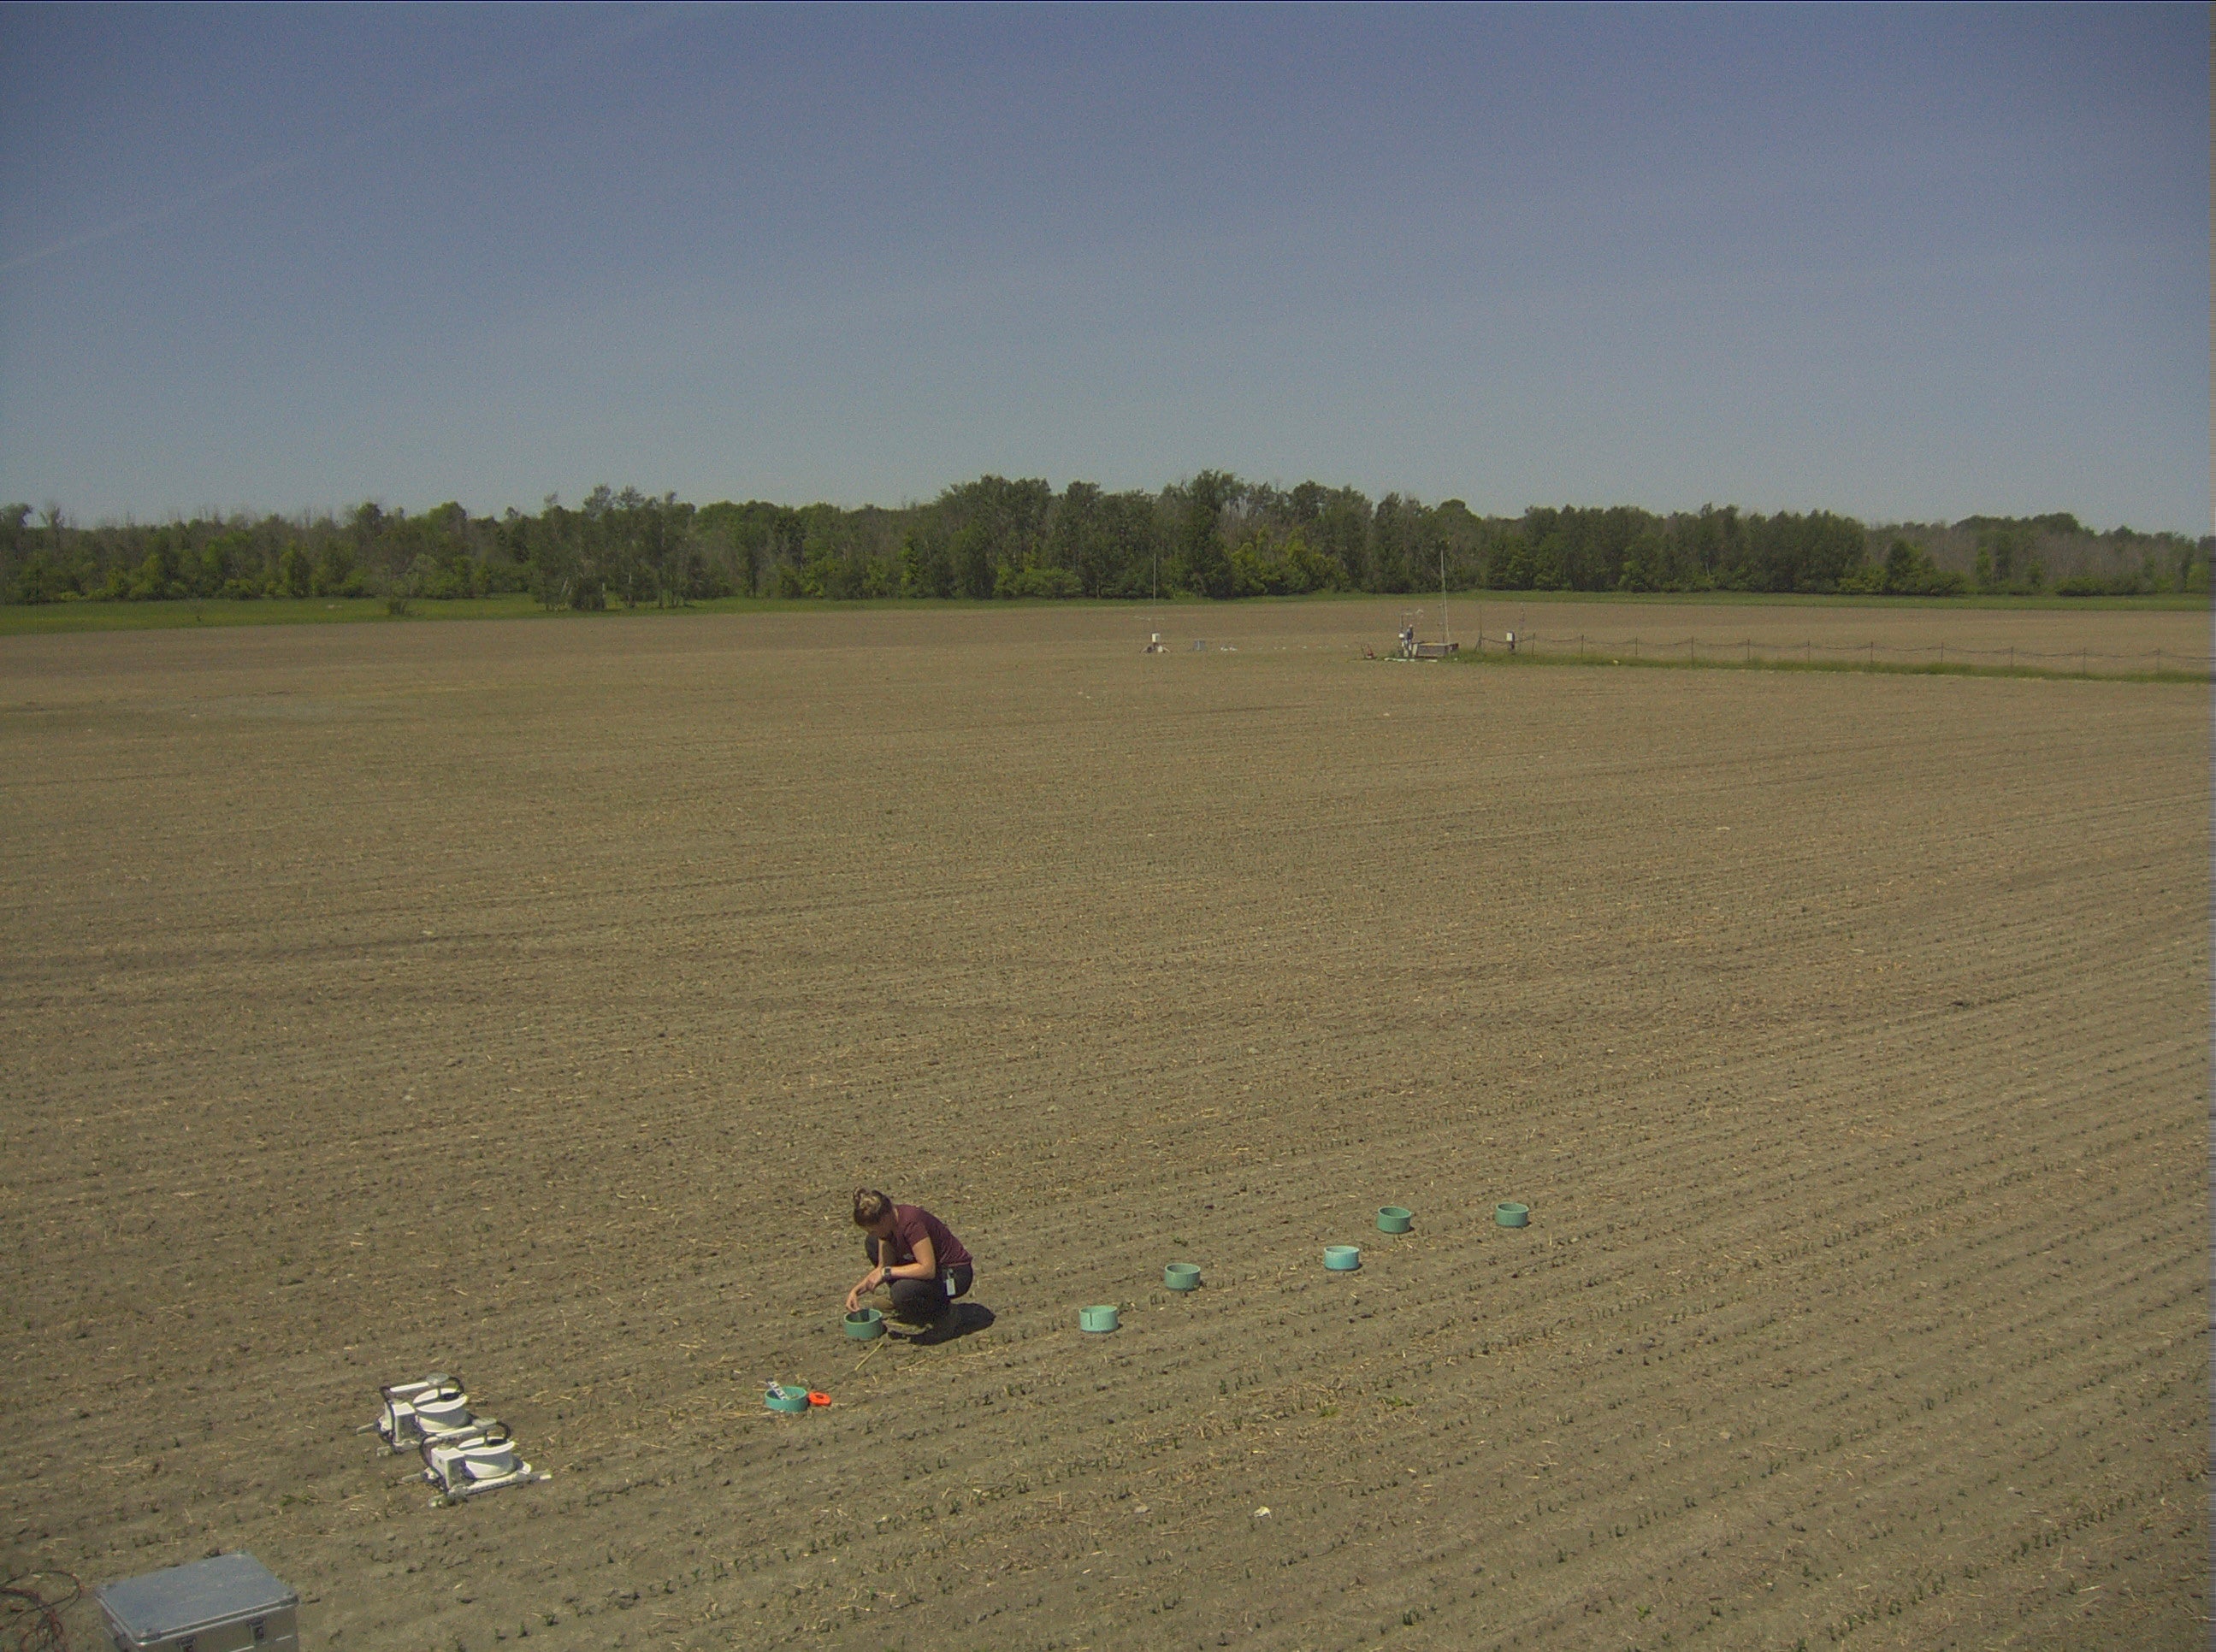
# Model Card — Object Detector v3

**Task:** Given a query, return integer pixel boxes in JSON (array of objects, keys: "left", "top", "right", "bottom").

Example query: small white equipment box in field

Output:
[{"left": 95, "top": 1551, "right": 298, "bottom": 1652}]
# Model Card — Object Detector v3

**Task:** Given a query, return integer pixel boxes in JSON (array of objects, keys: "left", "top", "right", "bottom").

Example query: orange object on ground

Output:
[{"left": 807, "top": 1391, "right": 832, "bottom": 1406}]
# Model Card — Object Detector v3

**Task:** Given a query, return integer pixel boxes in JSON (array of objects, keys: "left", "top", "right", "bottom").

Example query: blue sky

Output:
[{"left": 0, "top": 3, "right": 2206, "bottom": 531}]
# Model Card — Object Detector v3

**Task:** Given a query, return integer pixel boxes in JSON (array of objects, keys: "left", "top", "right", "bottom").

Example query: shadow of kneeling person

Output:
[{"left": 897, "top": 1301, "right": 996, "bottom": 1347}]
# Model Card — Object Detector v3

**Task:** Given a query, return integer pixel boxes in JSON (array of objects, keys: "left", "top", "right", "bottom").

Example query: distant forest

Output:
[{"left": 3, "top": 475, "right": 2205, "bottom": 607}]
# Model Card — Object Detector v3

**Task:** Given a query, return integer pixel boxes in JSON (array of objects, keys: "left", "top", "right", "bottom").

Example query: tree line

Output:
[{"left": 3, "top": 480, "right": 2203, "bottom": 608}]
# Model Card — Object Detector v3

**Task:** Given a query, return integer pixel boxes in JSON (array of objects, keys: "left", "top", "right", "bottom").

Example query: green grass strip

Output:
[{"left": 1436, "top": 647, "right": 2209, "bottom": 684}]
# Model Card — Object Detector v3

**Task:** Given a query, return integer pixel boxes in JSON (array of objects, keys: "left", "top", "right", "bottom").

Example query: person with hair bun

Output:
[{"left": 844, "top": 1188, "right": 974, "bottom": 1325}]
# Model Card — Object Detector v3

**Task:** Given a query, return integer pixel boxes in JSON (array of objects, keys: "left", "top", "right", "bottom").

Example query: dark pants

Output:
[{"left": 866, "top": 1237, "right": 973, "bottom": 1323}]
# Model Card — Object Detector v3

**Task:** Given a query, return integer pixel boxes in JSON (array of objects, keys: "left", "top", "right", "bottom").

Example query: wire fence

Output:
[{"left": 1456, "top": 632, "right": 2213, "bottom": 680}]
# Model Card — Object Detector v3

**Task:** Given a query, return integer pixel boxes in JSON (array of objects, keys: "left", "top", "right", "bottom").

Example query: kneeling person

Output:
[{"left": 846, "top": 1187, "right": 973, "bottom": 1324}]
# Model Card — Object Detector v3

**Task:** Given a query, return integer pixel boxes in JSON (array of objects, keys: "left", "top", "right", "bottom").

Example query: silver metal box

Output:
[{"left": 95, "top": 1552, "right": 298, "bottom": 1652}]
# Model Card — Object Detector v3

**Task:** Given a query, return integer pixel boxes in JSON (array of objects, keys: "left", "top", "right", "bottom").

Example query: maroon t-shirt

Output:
[{"left": 891, "top": 1204, "right": 972, "bottom": 1271}]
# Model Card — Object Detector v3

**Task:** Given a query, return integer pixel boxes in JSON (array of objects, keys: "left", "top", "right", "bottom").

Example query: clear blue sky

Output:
[{"left": 1, "top": 3, "right": 2206, "bottom": 532}]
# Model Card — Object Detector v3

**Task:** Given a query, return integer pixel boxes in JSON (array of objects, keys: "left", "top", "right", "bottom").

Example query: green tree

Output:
[
  {"left": 1174, "top": 469, "right": 1237, "bottom": 598},
  {"left": 0, "top": 504, "right": 33, "bottom": 597},
  {"left": 1876, "top": 537, "right": 1964, "bottom": 595},
  {"left": 899, "top": 522, "right": 955, "bottom": 598},
  {"left": 279, "top": 542, "right": 312, "bottom": 597},
  {"left": 933, "top": 475, "right": 1051, "bottom": 598},
  {"left": 315, "top": 539, "right": 360, "bottom": 599}
]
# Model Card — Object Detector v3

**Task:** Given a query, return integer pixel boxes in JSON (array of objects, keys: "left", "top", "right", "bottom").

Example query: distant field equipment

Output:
[
  {"left": 375, "top": 1375, "right": 466, "bottom": 1453},
  {"left": 372, "top": 1372, "right": 547, "bottom": 1504},
  {"left": 419, "top": 1420, "right": 539, "bottom": 1500},
  {"left": 1393, "top": 605, "right": 1458, "bottom": 660}
]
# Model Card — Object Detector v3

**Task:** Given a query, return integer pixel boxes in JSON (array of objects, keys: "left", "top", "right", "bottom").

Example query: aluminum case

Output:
[{"left": 95, "top": 1552, "right": 298, "bottom": 1652}]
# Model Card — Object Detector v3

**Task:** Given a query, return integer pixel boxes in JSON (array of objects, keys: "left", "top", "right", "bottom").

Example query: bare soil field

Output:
[{"left": 2, "top": 599, "right": 2206, "bottom": 1652}]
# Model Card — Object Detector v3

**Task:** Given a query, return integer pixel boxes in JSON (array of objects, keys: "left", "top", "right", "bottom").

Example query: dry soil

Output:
[{"left": 2, "top": 599, "right": 2207, "bottom": 1652}]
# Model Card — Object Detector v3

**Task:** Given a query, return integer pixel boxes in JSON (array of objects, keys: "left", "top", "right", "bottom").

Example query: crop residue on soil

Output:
[{"left": 2, "top": 600, "right": 2206, "bottom": 1649}]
